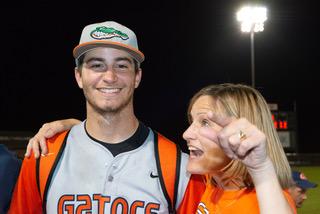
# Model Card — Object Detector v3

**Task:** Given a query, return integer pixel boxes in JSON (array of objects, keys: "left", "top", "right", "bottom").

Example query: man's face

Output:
[
  {"left": 289, "top": 185, "right": 308, "bottom": 208},
  {"left": 75, "top": 47, "right": 142, "bottom": 114}
]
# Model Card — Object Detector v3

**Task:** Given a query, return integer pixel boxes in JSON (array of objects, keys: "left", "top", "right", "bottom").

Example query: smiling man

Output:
[{"left": 8, "top": 21, "right": 205, "bottom": 214}]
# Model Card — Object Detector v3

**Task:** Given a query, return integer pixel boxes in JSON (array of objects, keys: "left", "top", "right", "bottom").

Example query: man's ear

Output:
[
  {"left": 74, "top": 67, "right": 83, "bottom": 89},
  {"left": 134, "top": 68, "right": 142, "bottom": 88}
]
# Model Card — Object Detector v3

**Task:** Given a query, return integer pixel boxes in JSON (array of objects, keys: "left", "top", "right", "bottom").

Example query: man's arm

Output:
[{"left": 25, "top": 119, "right": 81, "bottom": 158}]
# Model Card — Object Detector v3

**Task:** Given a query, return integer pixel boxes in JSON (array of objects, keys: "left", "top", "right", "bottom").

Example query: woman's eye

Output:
[{"left": 201, "top": 119, "right": 210, "bottom": 127}]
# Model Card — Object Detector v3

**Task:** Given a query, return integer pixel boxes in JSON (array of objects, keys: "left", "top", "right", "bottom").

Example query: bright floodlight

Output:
[{"left": 237, "top": 6, "right": 267, "bottom": 32}]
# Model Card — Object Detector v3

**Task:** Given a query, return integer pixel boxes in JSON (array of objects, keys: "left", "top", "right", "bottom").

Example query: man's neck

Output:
[{"left": 85, "top": 108, "right": 139, "bottom": 144}]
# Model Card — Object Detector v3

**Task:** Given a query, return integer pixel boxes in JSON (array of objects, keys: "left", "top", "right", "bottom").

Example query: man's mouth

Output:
[{"left": 98, "top": 88, "right": 121, "bottom": 94}]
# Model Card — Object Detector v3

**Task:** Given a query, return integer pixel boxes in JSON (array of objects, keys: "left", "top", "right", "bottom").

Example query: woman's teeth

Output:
[{"left": 188, "top": 146, "right": 204, "bottom": 157}]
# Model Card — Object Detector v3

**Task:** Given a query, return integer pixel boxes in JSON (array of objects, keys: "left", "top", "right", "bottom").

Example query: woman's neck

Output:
[{"left": 211, "top": 173, "right": 246, "bottom": 190}]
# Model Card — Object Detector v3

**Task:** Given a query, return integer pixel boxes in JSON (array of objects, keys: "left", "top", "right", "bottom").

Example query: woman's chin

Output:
[{"left": 187, "top": 162, "right": 206, "bottom": 175}]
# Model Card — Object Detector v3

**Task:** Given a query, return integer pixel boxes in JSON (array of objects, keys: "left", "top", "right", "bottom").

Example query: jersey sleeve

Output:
[
  {"left": 8, "top": 154, "right": 43, "bottom": 214},
  {"left": 177, "top": 174, "right": 206, "bottom": 214}
]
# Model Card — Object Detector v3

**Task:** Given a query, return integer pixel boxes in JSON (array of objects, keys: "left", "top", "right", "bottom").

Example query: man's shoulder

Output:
[
  {"left": 48, "top": 130, "right": 70, "bottom": 143},
  {"left": 45, "top": 130, "right": 70, "bottom": 155}
]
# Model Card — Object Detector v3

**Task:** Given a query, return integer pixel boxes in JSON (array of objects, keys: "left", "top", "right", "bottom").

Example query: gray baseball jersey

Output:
[{"left": 46, "top": 122, "right": 190, "bottom": 213}]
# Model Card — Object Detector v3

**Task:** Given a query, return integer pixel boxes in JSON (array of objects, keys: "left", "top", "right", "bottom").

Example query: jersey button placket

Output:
[
  {"left": 104, "top": 163, "right": 113, "bottom": 183},
  {"left": 107, "top": 175, "right": 114, "bottom": 182},
  {"left": 105, "top": 163, "right": 118, "bottom": 183}
]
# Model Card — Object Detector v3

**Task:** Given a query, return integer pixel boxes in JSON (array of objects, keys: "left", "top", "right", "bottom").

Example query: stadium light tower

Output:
[{"left": 237, "top": 6, "right": 267, "bottom": 88}]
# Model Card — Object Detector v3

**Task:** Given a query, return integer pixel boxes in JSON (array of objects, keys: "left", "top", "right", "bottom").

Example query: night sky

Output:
[{"left": 1, "top": 1, "right": 319, "bottom": 153}]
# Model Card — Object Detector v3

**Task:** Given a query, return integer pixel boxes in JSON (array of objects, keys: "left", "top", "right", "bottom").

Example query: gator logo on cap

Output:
[{"left": 90, "top": 26, "right": 129, "bottom": 40}]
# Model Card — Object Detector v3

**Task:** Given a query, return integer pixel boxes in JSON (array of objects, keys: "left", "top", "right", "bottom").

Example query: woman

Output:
[
  {"left": 183, "top": 83, "right": 295, "bottom": 213},
  {"left": 25, "top": 83, "right": 296, "bottom": 213}
]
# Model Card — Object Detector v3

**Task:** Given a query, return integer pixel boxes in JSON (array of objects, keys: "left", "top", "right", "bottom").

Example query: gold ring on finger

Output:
[{"left": 239, "top": 130, "right": 246, "bottom": 141}]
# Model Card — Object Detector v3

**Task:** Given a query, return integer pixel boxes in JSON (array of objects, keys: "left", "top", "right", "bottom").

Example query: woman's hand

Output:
[{"left": 25, "top": 119, "right": 81, "bottom": 158}]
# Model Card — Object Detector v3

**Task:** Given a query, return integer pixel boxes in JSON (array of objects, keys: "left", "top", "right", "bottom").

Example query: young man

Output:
[
  {"left": 9, "top": 21, "right": 204, "bottom": 213},
  {"left": 289, "top": 170, "right": 317, "bottom": 208},
  {"left": 0, "top": 144, "right": 21, "bottom": 213}
]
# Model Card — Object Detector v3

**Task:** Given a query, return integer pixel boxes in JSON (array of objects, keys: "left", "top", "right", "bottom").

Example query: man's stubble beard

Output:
[{"left": 86, "top": 92, "right": 134, "bottom": 116}]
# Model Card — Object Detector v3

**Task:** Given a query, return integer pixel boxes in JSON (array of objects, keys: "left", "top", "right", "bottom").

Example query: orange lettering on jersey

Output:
[
  {"left": 130, "top": 200, "right": 145, "bottom": 214},
  {"left": 57, "top": 194, "right": 161, "bottom": 213},
  {"left": 76, "top": 194, "right": 92, "bottom": 214},
  {"left": 145, "top": 203, "right": 160, "bottom": 214},
  {"left": 58, "top": 195, "right": 75, "bottom": 214},
  {"left": 111, "top": 197, "right": 129, "bottom": 214},
  {"left": 93, "top": 194, "right": 111, "bottom": 214}
]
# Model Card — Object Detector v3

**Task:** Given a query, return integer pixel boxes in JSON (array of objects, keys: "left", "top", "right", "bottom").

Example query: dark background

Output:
[{"left": 1, "top": 1, "right": 319, "bottom": 153}]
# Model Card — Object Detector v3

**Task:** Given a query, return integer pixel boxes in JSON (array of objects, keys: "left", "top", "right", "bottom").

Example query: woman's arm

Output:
[
  {"left": 25, "top": 119, "right": 81, "bottom": 158},
  {"left": 249, "top": 158, "right": 295, "bottom": 214},
  {"left": 199, "top": 112, "right": 295, "bottom": 214}
]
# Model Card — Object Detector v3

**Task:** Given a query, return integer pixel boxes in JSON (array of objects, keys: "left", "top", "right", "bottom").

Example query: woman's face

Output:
[{"left": 183, "top": 95, "right": 231, "bottom": 175}]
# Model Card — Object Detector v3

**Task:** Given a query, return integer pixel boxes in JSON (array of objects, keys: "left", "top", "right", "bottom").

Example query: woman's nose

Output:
[{"left": 183, "top": 124, "right": 196, "bottom": 141}]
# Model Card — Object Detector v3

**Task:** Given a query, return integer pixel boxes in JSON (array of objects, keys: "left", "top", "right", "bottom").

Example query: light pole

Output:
[{"left": 237, "top": 6, "right": 267, "bottom": 88}]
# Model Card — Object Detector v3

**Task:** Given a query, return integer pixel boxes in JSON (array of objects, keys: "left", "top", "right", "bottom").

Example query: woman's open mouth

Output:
[{"left": 188, "top": 145, "right": 204, "bottom": 159}]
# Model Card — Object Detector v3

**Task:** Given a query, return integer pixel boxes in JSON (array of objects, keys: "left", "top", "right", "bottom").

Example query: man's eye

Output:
[
  {"left": 115, "top": 64, "right": 129, "bottom": 69},
  {"left": 87, "top": 62, "right": 106, "bottom": 71},
  {"left": 91, "top": 63, "right": 103, "bottom": 68}
]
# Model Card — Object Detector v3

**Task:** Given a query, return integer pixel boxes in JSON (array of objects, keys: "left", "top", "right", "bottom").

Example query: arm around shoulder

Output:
[{"left": 25, "top": 118, "right": 81, "bottom": 158}]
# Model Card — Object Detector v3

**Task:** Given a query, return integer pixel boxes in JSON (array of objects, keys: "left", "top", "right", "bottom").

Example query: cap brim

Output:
[
  {"left": 297, "top": 180, "right": 317, "bottom": 189},
  {"left": 73, "top": 41, "right": 145, "bottom": 63}
]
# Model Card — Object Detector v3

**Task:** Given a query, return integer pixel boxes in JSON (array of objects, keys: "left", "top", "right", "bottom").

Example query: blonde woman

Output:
[{"left": 184, "top": 83, "right": 295, "bottom": 213}]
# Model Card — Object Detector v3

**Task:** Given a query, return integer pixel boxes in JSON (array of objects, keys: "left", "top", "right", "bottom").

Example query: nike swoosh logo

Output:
[
  {"left": 41, "top": 153, "right": 54, "bottom": 157},
  {"left": 150, "top": 172, "right": 159, "bottom": 178}
]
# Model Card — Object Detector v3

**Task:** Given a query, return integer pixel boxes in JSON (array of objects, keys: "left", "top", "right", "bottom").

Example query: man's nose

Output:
[{"left": 103, "top": 69, "right": 118, "bottom": 82}]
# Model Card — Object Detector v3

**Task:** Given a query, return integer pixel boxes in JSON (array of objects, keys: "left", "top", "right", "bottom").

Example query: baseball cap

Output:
[
  {"left": 292, "top": 171, "right": 317, "bottom": 189},
  {"left": 73, "top": 21, "right": 145, "bottom": 64}
]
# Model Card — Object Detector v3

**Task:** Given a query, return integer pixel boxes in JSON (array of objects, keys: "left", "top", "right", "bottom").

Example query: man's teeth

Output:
[{"left": 99, "top": 88, "right": 120, "bottom": 93}]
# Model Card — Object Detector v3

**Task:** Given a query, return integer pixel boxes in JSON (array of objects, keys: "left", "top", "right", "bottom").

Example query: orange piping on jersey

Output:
[
  {"left": 158, "top": 133, "right": 178, "bottom": 208},
  {"left": 39, "top": 131, "right": 69, "bottom": 200}
]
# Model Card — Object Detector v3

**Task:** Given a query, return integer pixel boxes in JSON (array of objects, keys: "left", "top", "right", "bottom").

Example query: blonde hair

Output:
[{"left": 187, "top": 83, "right": 292, "bottom": 189}]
